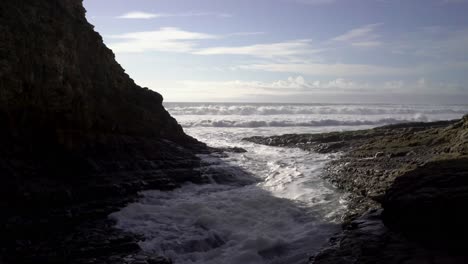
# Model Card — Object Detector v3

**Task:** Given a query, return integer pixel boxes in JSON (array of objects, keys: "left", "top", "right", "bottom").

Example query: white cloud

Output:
[
  {"left": 106, "top": 28, "right": 320, "bottom": 60},
  {"left": 117, "top": 12, "right": 161, "bottom": 19},
  {"left": 193, "top": 40, "right": 322, "bottom": 59},
  {"left": 108, "top": 27, "right": 217, "bottom": 53},
  {"left": 238, "top": 62, "right": 429, "bottom": 77},
  {"left": 138, "top": 76, "right": 467, "bottom": 103},
  {"left": 152, "top": 76, "right": 370, "bottom": 99},
  {"left": 117, "top": 11, "right": 232, "bottom": 20},
  {"left": 333, "top": 23, "right": 383, "bottom": 47},
  {"left": 226, "top": 32, "right": 266, "bottom": 37}
]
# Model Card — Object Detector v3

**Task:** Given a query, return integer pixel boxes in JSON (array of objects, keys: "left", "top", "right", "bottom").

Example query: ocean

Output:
[{"left": 110, "top": 103, "right": 468, "bottom": 264}]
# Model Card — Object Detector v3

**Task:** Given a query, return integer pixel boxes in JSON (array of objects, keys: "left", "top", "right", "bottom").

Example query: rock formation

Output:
[
  {"left": 246, "top": 116, "right": 468, "bottom": 263},
  {"left": 0, "top": 0, "right": 205, "bottom": 262}
]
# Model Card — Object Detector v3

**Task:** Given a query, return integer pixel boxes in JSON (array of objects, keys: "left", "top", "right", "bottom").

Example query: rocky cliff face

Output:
[
  {"left": 0, "top": 0, "right": 206, "bottom": 262},
  {"left": 0, "top": 0, "right": 191, "bottom": 145}
]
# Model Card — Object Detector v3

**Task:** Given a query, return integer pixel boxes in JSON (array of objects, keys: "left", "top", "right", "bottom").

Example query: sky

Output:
[{"left": 83, "top": 0, "right": 468, "bottom": 104}]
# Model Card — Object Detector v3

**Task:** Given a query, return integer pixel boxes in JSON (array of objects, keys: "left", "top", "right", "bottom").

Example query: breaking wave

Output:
[
  {"left": 181, "top": 117, "right": 431, "bottom": 128},
  {"left": 165, "top": 103, "right": 468, "bottom": 116},
  {"left": 111, "top": 103, "right": 468, "bottom": 264}
]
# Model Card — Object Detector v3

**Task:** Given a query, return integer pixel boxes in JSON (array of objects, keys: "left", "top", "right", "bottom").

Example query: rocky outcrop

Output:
[
  {"left": 383, "top": 158, "right": 468, "bottom": 250},
  {"left": 0, "top": 0, "right": 208, "bottom": 263},
  {"left": 245, "top": 116, "right": 468, "bottom": 263},
  {"left": 0, "top": 0, "right": 191, "bottom": 145}
]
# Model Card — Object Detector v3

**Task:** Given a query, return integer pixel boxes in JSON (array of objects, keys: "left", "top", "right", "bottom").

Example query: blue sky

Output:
[{"left": 83, "top": 0, "right": 468, "bottom": 103}]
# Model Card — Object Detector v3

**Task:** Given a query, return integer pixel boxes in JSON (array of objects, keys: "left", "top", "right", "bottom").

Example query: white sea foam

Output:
[
  {"left": 165, "top": 103, "right": 468, "bottom": 116},
  {"left": 111, "top": 103, "right": 468, "bottom": 263},
  {"left": 111, "top": 139, "right": 345, "bottom": 264},
  {"left": 111, "top": 184, "right": 339, "bottom": 264},
  {"left": 180, "top": 116, "right": 430, "bottom": 128}
]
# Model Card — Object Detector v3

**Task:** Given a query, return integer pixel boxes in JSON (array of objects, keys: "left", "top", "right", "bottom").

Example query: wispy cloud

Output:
[
  {"left": 142, "top": 76, "right": 467, "bottom": 103},
  {"left": 193, "top": 40, "right": 322, "bottom": 59},
  {"left": 178, "top": 77, "right": 353, "bottom": 95},
  {"left": 117, "top": 11, "right": 232, "bottom": 20},
  {"left": 117, "top": 11, "right": 161, "bottom": 19},
  {"left": 239, "top": 62, "right": 430, "bottom": 77},
  {"left": 333, "top": 23, "right": 383, "bottom": 47},
  {"left": 107, "top": 28, "right": 268, "bottom": 54},
  {"left": 152, "top": 76, "right": 371, "bottom": 100},
  {"left": 226, "top": 32, "right": 266, "bottom": 37},
  {"left": 108, "top": 27, "right": 217, "bottom": 53}
]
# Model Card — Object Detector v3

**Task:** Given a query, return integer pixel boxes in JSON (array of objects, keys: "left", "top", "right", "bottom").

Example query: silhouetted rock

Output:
[{"left": 0, "top": 0, "right": 209, "bottom": 262}]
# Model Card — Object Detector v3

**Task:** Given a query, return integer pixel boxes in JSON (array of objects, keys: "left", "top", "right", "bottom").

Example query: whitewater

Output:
[{"left": 111, "top": 103, "right": 468, "bottom": 264}]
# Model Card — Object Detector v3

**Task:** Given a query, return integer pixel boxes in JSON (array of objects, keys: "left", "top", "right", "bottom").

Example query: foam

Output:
[
  {"left": 165, "top": 103, "right": 468, "bottom": 116},
  {"left": 180, "top": 116, "right": 431, "bottom": 128},
  {"left": 111, "top": 128, "right": 346, "bottom": 263},
  {"left": 110, "top": 184, "right": 340, "bottom": 264},
  {"left": 110, "top": 103, "right": 468, "bottom": 263}
]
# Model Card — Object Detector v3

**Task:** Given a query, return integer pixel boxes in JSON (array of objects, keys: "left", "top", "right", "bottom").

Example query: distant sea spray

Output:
[
  {"left": 164, "top": 103, "right": 468, "bottom": 128},
  {"left": 164, "top": 103, "right": 468, "bottom": 116}
]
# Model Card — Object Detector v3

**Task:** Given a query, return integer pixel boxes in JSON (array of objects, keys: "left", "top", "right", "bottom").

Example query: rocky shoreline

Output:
[
  {"left": 2, "top": 0, "right": 468, "bottom": 263},
  {"left": 0, "top": 0, "right": 224, "bottom": 263},
  {"left": 245, "top": 116, "right": 468, "bottom": 263},
  {"left": 0, "top": 139, "right": 214, "bottom": 263}
]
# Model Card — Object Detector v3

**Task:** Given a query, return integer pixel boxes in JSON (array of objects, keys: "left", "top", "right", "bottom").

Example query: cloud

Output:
[
  {"left": 117, "top": 12, "right": 161, "bottom": 19},
  {"left": 193, "top": 40, "right": 322, "bottom": 59},
  {"left": 106, "top": 27, "right": 318, "bottom": 59},
  {"left": 238, "top": 62, "right": 430, "bottom": 77},
  {"left": 117, "top": 11, "right": 232, "bottom": 20},
  {"left": 107, "top": 27, "right": 217, "bottom": 53},
  {"left": 226, "top": 32, "right": 266, "bottom": 37},
  {"left": 154, "top": 76, "right": 371, "bottom": 99},
  {"left": 333, "top": 23, "right": 383, "bottom": 47},
  {"left": 143, "top": 76, "right": 467, "bottom": 103}
]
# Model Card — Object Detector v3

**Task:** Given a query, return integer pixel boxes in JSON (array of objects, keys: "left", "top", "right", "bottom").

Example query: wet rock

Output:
[
  {"left": 374, "top": 151, "right": 385, "bottom": 158},
  {"left": 249, "top": 116, "right": 468, "bottom": 263},
  {"left": 226, "top": 147, "right": 248, "bottom": 153},
  {"left": 210, "top": 146, "right": 248, "bottom": 154},
  {"left": 310, "top": 210, "right": 468, "bottom": 264},
  {"left": 382, "top": 157, "right": 468, "bottom": 250},
  {"left": 147, "top": 256, "right": 173, "bottom": 264}
]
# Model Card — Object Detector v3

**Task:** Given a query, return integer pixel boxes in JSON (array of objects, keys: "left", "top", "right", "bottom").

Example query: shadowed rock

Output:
[{"left": 0, "top": 0, "right": 210, "bottom": 262}]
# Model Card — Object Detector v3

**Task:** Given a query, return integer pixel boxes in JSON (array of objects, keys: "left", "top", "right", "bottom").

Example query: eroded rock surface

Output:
[{"left": 246, "top": 116, "right": 468, "bottom": 263}]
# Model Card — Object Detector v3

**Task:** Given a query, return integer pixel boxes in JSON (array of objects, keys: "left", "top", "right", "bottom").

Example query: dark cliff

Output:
[
  {"left": 0, "top": 0, "right": 205, "bottom": 262},
  {"left": 0, "top": 0, "right": 192, "bottom": 145}
]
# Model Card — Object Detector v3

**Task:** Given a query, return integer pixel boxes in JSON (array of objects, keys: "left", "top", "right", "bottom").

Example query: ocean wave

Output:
[
  {"left": 166, "top": 104, "right": 468, "bottom": 116},
  {"left": 181, "top": 117, "right": 432, "bottom": 128}
]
